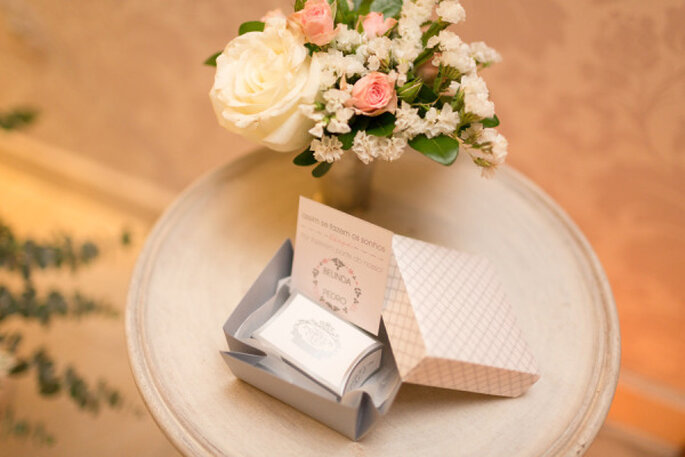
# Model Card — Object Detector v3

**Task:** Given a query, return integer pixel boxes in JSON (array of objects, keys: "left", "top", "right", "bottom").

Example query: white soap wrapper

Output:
[{"left": 252, "top": 292, "right": 383, "bottom": 397}]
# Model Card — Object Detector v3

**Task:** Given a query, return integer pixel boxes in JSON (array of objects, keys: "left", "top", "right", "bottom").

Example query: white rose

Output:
[{"left": 210, "top": 20, "right": 322, "bottom": 152}]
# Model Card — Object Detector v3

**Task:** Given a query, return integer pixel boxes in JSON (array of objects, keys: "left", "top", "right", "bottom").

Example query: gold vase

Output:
[{"left": 316, "top": 153, "right": 375, "bottom": 212}]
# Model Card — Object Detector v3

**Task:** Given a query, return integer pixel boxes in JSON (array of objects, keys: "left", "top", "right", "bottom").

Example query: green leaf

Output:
[
  {"left": 238, "top": 21, "right": 265, "bottom": 35},
  {"left": 9, "top": 360, "right": 29, "bottom": 375},
  {"left": 355, "top": 0, "right": 373, "bottom": 15},
  {"left": 312, "top": 162, "right": 333, "bottom": 177},
  {"left": 293, "top": 149, "right": 317, "bottom": 166},
  {"left": 120, "top": 228, "right": 132, "bottom": 247},
  {"left": 0, "top": 108, "right": 39, "bottom": 131},
  {"left": 294, "top": 0, "right": 307, "bottom": 11},
  {"left": 481, "top": 114, "right": 500, "bottom": 128},
  {"left": 304, "top": 42, "right": 321, "bottom": 55},
  {"left": 421, "top": 20, "right": 448, "bottom": 46},
  {"left": 338, "top": 131, "right": 356, "bottom": 150},
  {"left": 457, "top": 122, "right": 471, "bottom": 134},
  {"left": 326, "top": 0, "right": 338, "bottom": 23},
  {"left": 397, "top": 79, "right": 423, "bottom": 103},
  {"left": 335, "top": 0, "right": 354, "bottom": 26},
  {"left": 416, "top": 84, "right": 439, "bottom": 104},
  {"left": 370, "top": 0, "right": 402, "bottom": 18},
  {"left": 338, "top": 116, "right": 370, "bottom": 149},
  {"left": 408, "top": 134, "right": 460, "bottom": 165},
  {"left": 203, "top": 51, "right": 221, "bottom": 67},
  {"left": 366, "top": 112, "right": 396, "bottom": 137},
  {"left": 413, "top": 47, "right": 435, "bottom": 68}
]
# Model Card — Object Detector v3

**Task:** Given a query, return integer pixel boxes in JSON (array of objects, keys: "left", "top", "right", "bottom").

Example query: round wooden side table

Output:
[{"left": 126, "top": 150, "right": 620, "bottom": 457}]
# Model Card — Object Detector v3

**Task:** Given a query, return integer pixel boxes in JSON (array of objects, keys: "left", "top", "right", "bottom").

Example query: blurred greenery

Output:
[
  {"left": 0, "top": 218, "right": 135, "bottom": 447},
  {"left": 1, "top": 407, "right": 54, "bottom": 447},
  {"left": 0, "top": 108, "right": 38, "bottom": 131}
]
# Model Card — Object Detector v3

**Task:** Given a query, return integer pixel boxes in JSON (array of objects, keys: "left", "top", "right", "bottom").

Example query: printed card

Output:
[{"left": 292, "top": 197, "right": 393, "bottom": 334}]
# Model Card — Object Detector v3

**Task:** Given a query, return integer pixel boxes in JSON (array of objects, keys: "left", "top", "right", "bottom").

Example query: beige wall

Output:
[{"left": 1, "top": 0, "right": 684, "bottom": 446}]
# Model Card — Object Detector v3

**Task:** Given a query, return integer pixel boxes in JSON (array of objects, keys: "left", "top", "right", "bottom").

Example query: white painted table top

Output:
[{"left": 126, "top": 150, "right": 620, "bottom": 457}]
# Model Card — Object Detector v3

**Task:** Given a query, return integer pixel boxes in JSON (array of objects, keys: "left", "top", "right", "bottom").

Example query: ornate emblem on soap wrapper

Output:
[{"left": 292, "top": 319, "right": 341, "bottom": 359}]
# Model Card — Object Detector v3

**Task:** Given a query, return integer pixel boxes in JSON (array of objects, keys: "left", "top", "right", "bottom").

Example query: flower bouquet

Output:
[{"left": 207, "top": 0, "right": 506, "bottom": 178}]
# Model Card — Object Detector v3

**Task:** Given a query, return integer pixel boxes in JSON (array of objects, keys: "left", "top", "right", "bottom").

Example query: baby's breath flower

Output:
[
  {"left": 469, "top": 41, "right": 502, "bottom": 65},
  {"left": 429, "top": 31, "right": 476, "bottom": 75},
  {"left": 436, "top": 0, "right": 466, "bottom": 24},
  {"left": 378, "top": 136, "right": 408, "bottom": 161},
  {"left": 459, "top": 122, "right": 484, "bottom": 143},
  {"left": 423, "top": 104, "right": 460, "bottom": 138},
  {"left": 394, "top": 102, "right": 427, "bottom": 139},
  {"left": 367, "top": 55, "right": 382, "bottom": 71},
  {"left": 352, "top": 131, "right": 378, "bottom": 164},
  {"left": 312, "top": 135, "right": 344, "bottom": 162},
  {"left": 323, "top": 88, "right": 351, "bottom": 113},
  {"left": 367, "top": 36, "right": 392, "bottom": 61},
  {"left": 327, "top": 117, "right": 351, "bottom": 134},
  {"left": 463, "top": 128, "right": 508, "bottom": 177},
  {"left": 334, "top": 24, "right": 364, "bottom": 53},
  {"left": 456, "top": 73, "right": 495, "bottom": 119}
]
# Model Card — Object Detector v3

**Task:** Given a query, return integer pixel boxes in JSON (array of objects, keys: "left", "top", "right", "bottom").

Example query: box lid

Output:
[{"left": 382, "top": 235, "right": 540, "bottom": 397}]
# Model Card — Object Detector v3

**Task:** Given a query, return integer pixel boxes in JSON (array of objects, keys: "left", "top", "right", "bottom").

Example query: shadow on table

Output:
[{"left": 392, "top": 382, "right": 504, "bottom": 413}]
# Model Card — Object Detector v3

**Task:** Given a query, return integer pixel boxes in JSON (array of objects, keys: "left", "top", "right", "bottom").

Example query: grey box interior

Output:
[{"left": 221, "top": 240, "right": 402, "bottom": 440}]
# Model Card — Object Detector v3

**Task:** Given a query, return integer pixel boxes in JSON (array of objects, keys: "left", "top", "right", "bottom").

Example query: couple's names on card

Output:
[{"left": 292, "top": 197, "right": 393, "bottom": 334}]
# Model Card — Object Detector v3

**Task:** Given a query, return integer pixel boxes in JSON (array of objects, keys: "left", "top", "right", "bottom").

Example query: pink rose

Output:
[
  {"left": 347, "top": 72, "right": 397, "bottom": 116},
  {"left": 361, "top": 12, "right": 397, "bottom": 39},
  {"left": 291, "top": 0, "right": 336, "bottom": 46}
]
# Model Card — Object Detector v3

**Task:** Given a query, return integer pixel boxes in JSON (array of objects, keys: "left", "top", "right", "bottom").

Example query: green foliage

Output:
[
  {"left": 416, "top": 84, "right": 439, "bottom": 104},
  {"left": 369, "top": 0, "right": 402, "bottom": 18},
  {"left": 338, "top": 116, "right": 370, "bottom": 149},
  {"left": 304, "top": 42, "right": 322, "bottom": 55},
  {"left": 421, "top": 20, "right": 448, "bottom": 46},
  {"left": 409, "top": 134, "right": 460, "bottom": 165},
  {"left": 413, "top": 47, "right": 435, "bottom": 68},
  {"left": 312, "top": 161, "right": 333, "bottom": 177},
  {"left": 120, "top": 228, "right": 132, "bottom": 247},
  {"left": 481, "top": 115, "right": 500, "bottom": 128},
  {"left": 0, "top": 286, "right": 119, "bottom": 325},
  {"left": 293, "top": 149, "right": 317, "bottom": 166},
  {"left": 4, "top": 349, "right": 122, "bottom": 414},
  {"left": 0, "top": 221, "right": 99, "bottom": 280},
  {"left": 366, "top": 112, "right": 396, "bottom": 137},
  {"left": 338, "top": 131, "right": 356, "bottom": 150},
  {"left": 354, "top": 0, "right": 373, "bottom": 16},
  {"left": 0, "top": 408, "right": 55, "bottom": 447},
  {"left": 238, "top": 21, "right": 265, "bottom": 35},
  {"left": 397, "top": 79, "right": 423, "bottom": 104},
  {"left": 0, "top": 218, "right": 136, "bottom": 446},
  {"left": 335, "top": 0, "right": 355, "bottom": 27},
  {"left": 203, "top": 52, "right": 221, "bottom": 67},
  {"left": 294, "top": 0, "right": 307, "bottom": 11},
  {"left": 0, "top": 108, "right": 38, "bottom": 131}
]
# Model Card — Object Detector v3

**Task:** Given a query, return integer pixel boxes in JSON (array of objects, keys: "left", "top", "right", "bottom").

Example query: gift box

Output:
[
  {"left": 221, "top": 240, "right": 402, "bottom": 440},
  {"left": 221, "top": 197, "right": 539, "bottom": 440}
]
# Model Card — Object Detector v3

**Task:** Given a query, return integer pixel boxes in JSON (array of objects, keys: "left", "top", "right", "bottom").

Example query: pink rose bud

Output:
[
  {"left": 347, "top": 72, "right": 397, "bottom": 117},
  {"left": 361, "top": 12, "right": 397, "bottom": 39},
  {"left": 291, "top": 0, "right": 336, "bottom": 46}
]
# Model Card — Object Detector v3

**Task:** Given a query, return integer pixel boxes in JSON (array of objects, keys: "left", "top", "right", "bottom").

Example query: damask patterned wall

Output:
[{"left": 1, "top": 0, "right": 683, "bottom": 445}]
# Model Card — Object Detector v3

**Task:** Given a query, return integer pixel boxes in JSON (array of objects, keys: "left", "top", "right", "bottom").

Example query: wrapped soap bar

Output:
[{"left": 252, "top": 292, "right": 383, "bottom": 397}]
